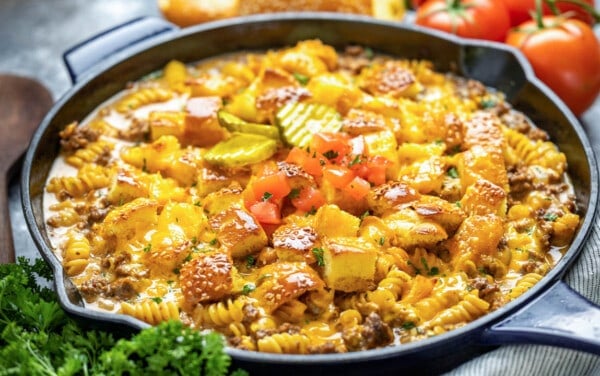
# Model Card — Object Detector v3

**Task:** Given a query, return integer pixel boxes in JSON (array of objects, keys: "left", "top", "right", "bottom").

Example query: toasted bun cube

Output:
[
  {"left": 459, "top": 179, "right": 507, "bottom": 217},
  {"left": 252, "top": 261, "right": 324, "bottom": 313},
  {"left": 314, "top": 204, "right": 360, "bottom": 238},
  {"left": 322, "top": 237, "right": 377, "bottom": 292},
  {"left": 210, "top": 207, "right": 268, "bottom": 258},
  {"left": 184, "top": 96, "right": 227, "bottom": 147},
  {"left": 273, "top": 224, "right": 318, "bottom": 264},
  {"left": 180, "top": 252, "right": 233, "bottom": 305}
]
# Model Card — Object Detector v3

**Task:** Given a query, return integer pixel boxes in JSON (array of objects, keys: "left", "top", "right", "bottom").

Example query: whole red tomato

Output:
[
  {"left": 415, "top": 0, "right": 511, "bottom": 42},
  {"left": 503, "top": 0, "right": 596, "bottom": 26},
  {"left": 506, "top": 16, "right": 600, "bottom": 115},
  {"left": 410, "top": 0, "right": 428, "bottom": 8}
]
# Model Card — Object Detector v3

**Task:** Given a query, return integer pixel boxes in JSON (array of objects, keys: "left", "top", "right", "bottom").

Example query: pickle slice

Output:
[
  {"left": 217, "top": 110, "right": 280, "bottom": 140},
  {"left": 275, "top": 103, "right": 342, "bottom": 147},
  {"left": 204, "top": 133, "right": 277, "bottom": 167}
]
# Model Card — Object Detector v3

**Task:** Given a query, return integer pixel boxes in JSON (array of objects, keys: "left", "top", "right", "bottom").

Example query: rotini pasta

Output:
[
  {"left": 44, "top": 40, "right": 580, "bottom": 354},
  {"left": 120, "top": 300, "right": 180, "bottom": 325}
]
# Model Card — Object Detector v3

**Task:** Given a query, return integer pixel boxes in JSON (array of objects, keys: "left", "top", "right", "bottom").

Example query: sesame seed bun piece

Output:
[
  {"left": 158, "top": 0, "right": 240, "bottom": 27},
  {"left": 158, "top": 0, "right": 405, "bottom": 27}
]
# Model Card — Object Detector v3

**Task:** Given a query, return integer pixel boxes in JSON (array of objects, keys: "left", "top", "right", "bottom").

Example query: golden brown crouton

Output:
[
  {"left": 460, "top": 179, "right": 507, "bottom": 217},
  {"left": 314, "top": 204, "right": 360, "bottom": 238},
  {"left": 210, "top": 207, "right": 268, "bottom": 258},
  {"left": 183, "top": 96, "right": 227, "bottom": 147},
  {"left": 252, "top": 261, "right": 324, "bottom": 313},
  {"left": 382, "top": 208, "right": 448, "bottom": 249},
  {"left": 322, "top": 237, "right": 377, "bottom": 292},
  {"left": 180, "top": 252, "right": 234, "bottom": 305},
  {"left": 367, "top": 181, "right": 420, "bottom": 216},
  {"left": 272, "top": 224, "right": 318, "bottom": 264}
]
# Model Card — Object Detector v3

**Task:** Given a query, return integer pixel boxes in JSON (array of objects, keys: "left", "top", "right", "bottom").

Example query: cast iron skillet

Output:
[{"left": 21, "top": 13, "right": 600, "bottom": 375}]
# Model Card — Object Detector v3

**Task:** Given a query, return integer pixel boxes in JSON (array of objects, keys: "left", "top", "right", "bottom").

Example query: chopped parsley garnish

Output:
[
  {"left": 246, "top": 255, "right": 256, "bottom": 268},
  {"left": 420, "top": 257, "right": 439, "bottom": 276},
  {"left": 312, "top": 247, "right": 325, "bottom": 267},
  {"left": 209, "top": 238, "right": 218, "bottom": 246},
  {"left": 242, "top": 283, "right": 256, "bottom": 295},
  {"left": 306, "top": 206, "right": 317, "bottom": 216},
  {"left": 543, "top": 212, "right": 558, "bottom": 222},
  {"left": 348, "top": 155, "right": 362, "bottom": 167},
  {"left": 364, "top": 47, "right": 374, "bottom": 60},
  {"left": 288, "top": 188, "right": 301, "bottom": 199},
  {"left": 447, "top": 167, "right": 459, "bottom": 178},
  {"left": 293, "top": 72, "right": 309, "bottom": 85},
  {"left": 151, "top": 297, "right": 163, "bottom": 304},
  {"left": 379, "top": 237, "right": 385, "bottom": 246},
  {"left": 360, "top": 210, "right": 371, "bottom": 221},
  {"left": 480, "top": 98, "right": 497, "bottom": 109},
  {"left": 323, "top": 150, "right": 339, "bottom": 160},
  {"left": 143, "top": 244, "right": 151, "bottom": 253},
  {"left": 262, "top": 191, "right": 273, "bottom": 201}
]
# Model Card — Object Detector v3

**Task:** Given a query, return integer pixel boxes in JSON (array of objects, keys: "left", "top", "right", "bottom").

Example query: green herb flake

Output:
[
  {"left": 262, "top": 191, "right": 273, "bottom": 201},
  {"left": 480, "top": 98, "right": 497, "bottom": 109},
  {"left": 402, "top": 321, "right": 416, "bottom": 330},
  {"left": 447, "top": 167, "right": 459, "bottom": 178},
  {"left": 246, "top": 255, "right": 256, "bottom": 268},
  {"left": 293, "top": 72, "right": 309, "bottom": 85},
  {"left": 364, "top": 47, "right": 374, "bottom": 60},
  {"left": 143, "top": 244, "right": 152, "bottom": 253},
  {"left": 242, "top": 283, "right": 256, "bottom": 295},
  {"left": 209, "top": 238, "right": 218, "bottom": 246},
  {"left": 360, "top": 210, "right": 371, "bottom": 221},
  {"left": 323, "top": 150, "right": 339, "bottom": 160},
  {"left": 312, "top": 247, "right": 325, "bottom": 267},
  {"left": 379, "top": 237, "right": 385, "bottom": 246},
  {"left": 543, "top": 212, "right": 558, "bottom": 222},
  {"left": 151, "top": 297, "right": 163, "bottom": 304},
  {"left": 288, "top": 188, "right": 301, "bottom": 199},
  {"left": 348, "top": 154, "right": 362, "bottom": 167},
  {"left": 306, "top": 206, "right": 317, "bottom": 216}
]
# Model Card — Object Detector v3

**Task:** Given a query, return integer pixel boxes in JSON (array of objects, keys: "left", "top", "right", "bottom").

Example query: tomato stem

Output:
[
  {"left": 545, "top": 0, "right": 600, "bottom": 23},
  {"left": 535, "top": 0, "right": 545, "bottom": 28}
]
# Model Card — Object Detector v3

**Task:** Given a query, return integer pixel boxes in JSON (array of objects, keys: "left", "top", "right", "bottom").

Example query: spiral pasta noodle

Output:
[
  {"left": 62, "top": 232, "right": 91, "bottom": 276},
  {"left": 120, "top": 300, "right": 180, "bottom": 325},
  {"left": 257, "top": 333, "right": 311, "bottom": 354}
]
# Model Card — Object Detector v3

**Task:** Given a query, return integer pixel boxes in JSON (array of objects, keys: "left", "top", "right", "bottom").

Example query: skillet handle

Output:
[
  {"left": 63, "top": 17, "right": 178, "bottom": 84},
  {"left": 481, "top": 280, "right": 600, "bottom": 354}
]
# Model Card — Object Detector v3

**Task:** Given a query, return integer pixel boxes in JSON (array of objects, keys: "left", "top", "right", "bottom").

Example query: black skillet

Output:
[{"left": 21, "top": 13, "right": 600, "bottom": 375}]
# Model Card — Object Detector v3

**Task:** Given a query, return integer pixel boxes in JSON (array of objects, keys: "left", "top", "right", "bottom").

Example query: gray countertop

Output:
[{"left": 1, "top": 1, "right": 599, "bottom": 374}]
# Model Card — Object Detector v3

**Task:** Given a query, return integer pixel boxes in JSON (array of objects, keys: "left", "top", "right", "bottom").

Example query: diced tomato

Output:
[
  {"left": 286, "top": 147, "right": 307, "bottom": 165},
  {"left": 344, "top": 176, "right": 371, "bottom": 200},
  {"left": 323, "top": 165, "right": 355, "bottom": 189},
  {"left": 366, "top": 155, "right": 390, "bottom": 186},
  {"left": 286, "top": 147, "right": 326, "bottom": 177},
  {"left": 310, "top": 132, "right": 351, "bottom": 163},
  {"left": 252, "top": 171, "right": 292, "bottom": 201},
  {"left": 291, "top": 186, "right": 326, "bottom": 213},
  {"left": 249, "top": 201, "right": 281, "bottom": 224}
]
